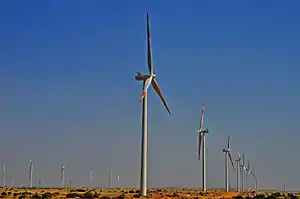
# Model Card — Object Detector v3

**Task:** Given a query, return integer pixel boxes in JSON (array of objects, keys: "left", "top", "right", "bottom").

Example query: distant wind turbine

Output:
[
  {"left": 222, "top": 136, "right": 235, "bottom": 192},
  {"left": 61, "top": 164, "right": 65, "bottom": 188},
  {"left": 134, "top": 12, "right": 171, "bottom": 197},
  {"left": 117, "top": 175, "right": 120, "bottom": 187},
  {"left": 2, "top": 164, "right": 6, "bottom": 188},
  {"left": 28, "top": 160, "right": 33, "bottom": 188},
  {"left": 250, "top": 165, "right": 257, "bottom": 191},
  {"left": 235, "top": 152, "right": 241, "bottom": 192},
  {"left": 246, "top": 160, "right": 250, "bottom": 192},
  {"left": 196, "top": 104, "right": 209, "bottom": 191},
  {"left": 240, "top": 152, "right": 246, "bottom": 192},
  {"left": 89, "top": 168, "right": 93, "bottom": 188}
]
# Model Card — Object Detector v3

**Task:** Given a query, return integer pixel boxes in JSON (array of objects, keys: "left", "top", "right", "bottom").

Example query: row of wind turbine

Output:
[
  {"left": 2, "top": 162, "right": 117, "bottom": 188},
  {"left": 134, "top": 13, "right": 258, "bottom": 196},
  {"left": 193, "top": 105, "right": 257, "bottom": 193}
]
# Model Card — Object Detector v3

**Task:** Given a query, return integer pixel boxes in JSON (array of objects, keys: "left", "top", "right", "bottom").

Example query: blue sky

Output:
[{"left": 0, "top": 0, "right": 299, "bottom": 190}]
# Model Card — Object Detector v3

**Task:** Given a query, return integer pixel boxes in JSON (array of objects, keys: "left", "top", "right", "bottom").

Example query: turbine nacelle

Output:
[
  {"left": 196, "top": 128, "right": 209, "bottom": 133},
  {"left": 135, "top": 73, "right": 156, "bottom": 81}
]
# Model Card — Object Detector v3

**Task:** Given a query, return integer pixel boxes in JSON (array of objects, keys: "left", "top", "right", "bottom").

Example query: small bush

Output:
[
  {"left": 76, "top": 188, "right": 86, "bottom": 192},
  {"left": 32, "top": 193, "right": 42, "bottom": 199},
  {"left": 0, "top": 192, "right": 6, "bottom": 196},
  {"left": 99, "top": 196, "right": 110, "bottom": 199},
  {"left": 253, "top": 195, "right": 266, "bottom": 199},
  {"left": 66, "top": 192, "right": 82, "bottom": 198},
  {"left": 82, "top": 191, "right": 93, "bottom": 198},
  {"left": 271, "top": 192, "right": 282, "bottom": 197},
  {"left": 41, "top": 192, "right": 53, "bottom": 199},
  {"left": 233, "top": 196, "right": 243, "bottom": 199},
  {"left": 115, "top": 194, "right": 125, "bottom": 199}
]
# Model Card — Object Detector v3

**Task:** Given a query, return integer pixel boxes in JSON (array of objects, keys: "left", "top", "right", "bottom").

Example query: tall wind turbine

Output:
[
  {"left": 235, "top": 153, "right": 241, "bottom": 192},
  {"left": 28, "top": 160, "right": 33, "bottom": 188},
  {"left": 61, "top": 164, "right": 65, "bottom": 188},
  {"left": 222, "top": 136, "right": 235, "bottom": 192},
  {"left": 135, "top": 12, "right": 171, "bottom": 196},
  {"left": 240, "top": 152, "right": 246, "bottom": 192},
  {"left": 196, "top": 104, "right": 209, "bottom": 191},
  {"left": 2, "top": 164, "right": 6, "bottom": 188}
]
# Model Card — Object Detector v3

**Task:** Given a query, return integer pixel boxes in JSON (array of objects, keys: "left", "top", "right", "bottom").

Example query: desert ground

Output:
[{"left": 0, "top": 187, "right": 299, "bottom": 199}]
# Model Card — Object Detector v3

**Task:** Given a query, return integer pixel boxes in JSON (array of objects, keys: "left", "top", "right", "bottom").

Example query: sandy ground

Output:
[{"left": 0, "top": 187, "right": 296, "bottom": 198}]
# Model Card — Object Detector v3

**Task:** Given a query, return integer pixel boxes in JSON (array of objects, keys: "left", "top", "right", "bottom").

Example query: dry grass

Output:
[{"left": 0, "top": 187, "right": 297, "bottom": 198}]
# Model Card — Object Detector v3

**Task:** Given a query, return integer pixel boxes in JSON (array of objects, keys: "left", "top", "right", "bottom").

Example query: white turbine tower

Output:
[
  {"left": 240, "top": 152, "right": 246, "bottom": 192},
  {"left": 61, "top": 164, "right": 65, "bottom": 188},
  {"left": 235, "top": 152, "right": 241, "bottom": 192},
  {"left": 196, "top": 104, "right": 209, "bottom": 191},
  {"left": 28, "top": 160, "right": 33, "bottom": 188},
  {"left": 222, "top": 136, "right": 235, "bottom": 192},
  {"left": 135, "top": 12, "right": 171, "bottom": 197},
  {"left": 2, "top": 164, "right": 6, "bottom": 188}
]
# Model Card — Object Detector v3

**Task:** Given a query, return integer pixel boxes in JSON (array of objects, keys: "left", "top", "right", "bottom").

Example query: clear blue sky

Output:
[{"left": 0, "top": 0, "right": 299, "bottom": 190}]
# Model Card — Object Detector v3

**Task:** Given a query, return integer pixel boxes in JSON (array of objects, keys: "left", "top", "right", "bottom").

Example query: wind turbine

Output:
[
  {"left": 240, "top": 152, "right": 246, "bottom": 192},
  {"left": 61, "top": 164, "right": 65, "bottom": 188},
  {"left": 246, "top": 160, "right": 250, "bottom": 192},
  {"left": 135, "top": 12, "right": 171, "bottom": 196},
  {"left": 88, "top": 168, "right": 93, "bottom": 188},
  {"left": 235, "top": 153, "right": 241, "bottom": 192},
  {"left": 28, "top": 160, "right": 33, "bottom": 188},
  {"left": 196, "top": 104, "right": 209, "bottom": 191},
  {"left": 250, "top": 166, "right": 257, "bottom": 191},
  {"left": 117, "top": 175, "right": 120, "bottom": 188},
  {"left": 2, "top": 164, "right": 6, "bottom": 188},
  {"left": 222, "top": 136, "right": 235, "bottom": 192}
]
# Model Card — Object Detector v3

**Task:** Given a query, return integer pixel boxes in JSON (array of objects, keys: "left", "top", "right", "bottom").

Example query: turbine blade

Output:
[
  {"left": 28, "top": 160, "right": 32, "bottom": 171},
  {"left": 200, "top": 104, "right": 204, "bottom": 129},
  {"left": 198, "top": 133, "right": 202, "bottom": 160},
  {"left": 146, "top": 12, "right": 153, "bottom": 75},
  {"left": 139, "top": 76, "right": 153, "bottom": 104},
  {"left": 151, "top": 79, "right": 171, "bottom": 115},
  {"left": 248, "top": 160, "right": 251, "bottom": 174},
  {"left": 242, "top": 152, "right": 245, "bottom": 165},
  {"left": 228, "top": 152, "right": 235, "bottom": 170},
  {"left": 228, "top": 136, "right": 231, "bottom": 149}
]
